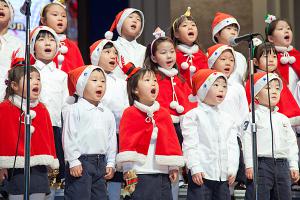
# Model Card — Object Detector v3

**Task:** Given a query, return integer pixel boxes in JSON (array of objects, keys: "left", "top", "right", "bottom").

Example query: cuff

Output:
[
  {"left": 122, "top": 162, "right": 133, "bottom": 173},
  {"left": 289, "top": 161, "right": 299, "bottom": 170},
  {"left": 169, "top": 166, "right": 179, "bottom": 171},
  {"left": 69, "top": 159, "right": 81, "bottom": 168},
  {"left": 191, "top": 165, "right": 203, "bottom": 176},
  {"left": 244, "top": 158, "right": 253, "bottom": 169},
  {"left": 106, "top": 162, "right": 115, "bottom": 169}
]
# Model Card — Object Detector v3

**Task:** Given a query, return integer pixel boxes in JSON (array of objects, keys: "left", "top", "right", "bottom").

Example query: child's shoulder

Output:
[{"left": 0, "top": 100, "right": 12, "bottom": 110}]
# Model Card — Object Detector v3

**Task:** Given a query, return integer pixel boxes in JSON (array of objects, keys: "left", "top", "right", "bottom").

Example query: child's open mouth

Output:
[
  {"left": 188, "top": 32, "right": 194, "bottom": 36},
  {"left": 151, "top": 88, "right": 156, "bottom": 94},
  {"left": 109, "top": 61, "right": 115, "bottom": 65},
  {"left": 96, "top": 90, "right": 102, "bottom": 96},
  {"left": 166, "top": 61, "right": 173, "bottom": 65},
  {"left": 224, "top": 67, "right": 231, "bottom": 72},
  {"left": 284, "top": 35, "right": 290, "bottom": 40},
  {"left": 216, "top": 95, "right": 223, "bottom": 99},
  {"left": 57, "top": 23, "right": 64, "bottom": 28},
  {"left": 0, "top": 12, "right": 5, "bottom": 17},
  {"left": 32, "top": 87, "right": 39, "bottom": 93},
  {"left": 44, "top": 48, "right": 52, "bottom": 53},
  {"left": 131, "top": 24, "right": 137, "bottom": 29}
]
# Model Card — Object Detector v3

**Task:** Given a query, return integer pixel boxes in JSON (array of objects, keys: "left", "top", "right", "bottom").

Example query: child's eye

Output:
[{"left": 223, "top": 85, "right": 227, "bottom": 89}]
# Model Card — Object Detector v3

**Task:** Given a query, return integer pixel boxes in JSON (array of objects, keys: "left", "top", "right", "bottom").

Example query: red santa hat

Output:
[
  {"left": 67, "top": 65, "right": 106, "bottom": 103},
  {"left": 245, "top": 72, "right": 282, "bottom": 99},
  {"left": 120, "top": 61, "right": 141, "bottom": 81},
  {"left": 104, "top": 8, "right": 144, "bottom": 40},
  {"left": 189, "top": 69, "right": 227, "bottom": 102},
  {"left": 211, "top": 12, "right": 240, "bottom": 43},
  {"left": 2, "top": 0, "right": 14, "bottom": 26},
  {"left": 89, "top": 39, "right": 114, "bottom": 66},
  {"left": 29, "top": 26, "right": 60, "bottom": 60},
  {"left": 207, "top": 44, "right": 235, "bottom": 68}
]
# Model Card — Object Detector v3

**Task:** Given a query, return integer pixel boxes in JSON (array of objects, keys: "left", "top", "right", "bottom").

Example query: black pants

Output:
[
  {"left": 187, "top": 171, "right": 230, "bottom": 200},
  {"left": 128, "top": 174, "right": 172, "bottom": 200},
  {"left": 245, "top": 157, "right": 291, "bottom": 200},
  {"left": 64, "top": 154, "right": 107, "bottom": 200},
  {"left": 53, "top": 126, "right": 65, "bottom": 181},
  {"left": 173, "top": 123, "right": 183, "bottom": 148}
]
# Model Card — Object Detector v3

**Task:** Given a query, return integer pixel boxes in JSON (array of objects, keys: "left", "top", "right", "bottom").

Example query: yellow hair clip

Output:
[
  {"left": 172, "top": 7, "right": 192, "bottom": 32},
  {"left": 184, "top": 7, "right": 191, "bottom": 17}
]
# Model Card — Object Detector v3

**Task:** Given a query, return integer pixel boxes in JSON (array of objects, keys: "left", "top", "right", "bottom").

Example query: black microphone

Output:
[
  {"left": 229, "top": 33, "right": 260, "bottom": 46},
  {"left": 20, "top": 0, "right": 31, "bottom": 15}
]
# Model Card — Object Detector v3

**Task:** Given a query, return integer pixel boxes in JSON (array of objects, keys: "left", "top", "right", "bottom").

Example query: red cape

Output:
[{"left": 277, "top": 48, "right": 300, "bottom": 84}]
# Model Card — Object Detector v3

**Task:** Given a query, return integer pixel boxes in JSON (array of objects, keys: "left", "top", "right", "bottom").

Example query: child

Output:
[
  {"left": 247, "top": 39, "right": 300, "bottom": 127},
  {"left": 63, "top": 65, "right": 117, "bottom": 200},
  {"left": 40, "top": 0, "right": 84, "bottom": 72},
  {"left": 211, "top": 12, "right": 247, "bottom": 86},
  {"left": 265, "top": 14, "right": 300, "bottom": 102},
  {"left": 182, "top": 69, "right": 239, "bottom": 199},
  {"left": 30, "top": 26, "right": 69, "bottom": 184},
  {"left": 243, "top": 72, "right": 299, "bottom": 199},
  {"left": 90, "top": 39, "right": 129, "bottom": 200},
  {"left": 0, "top": 64, "right": 58, "bottom": 199},
  {"left": 117, "top": 64, "right": 184, "bottom": 199},
  {"left": 104, "top": 8, "right": 146, "bottom": 79},
  {"left": 171, "top": 7, "right": 208, "bottom": 87},
  {"left": 206, "top": 43, "right": 249, "bottom": 188},
  {"left": 0, "top": 0, "right": 24, "bottom": 101}
]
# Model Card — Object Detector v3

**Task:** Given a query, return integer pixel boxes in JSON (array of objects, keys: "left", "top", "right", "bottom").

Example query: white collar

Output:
[
  {"left": 157, "top": 67, "right": 178, "bottom": 77},
  {"left": 58, "top": 34, "right": 66, "bottom": 42},
  {"left": 134, "top": 100, "right": 160, "bottom": 118},
  {"left": 78, "top": 97, "right": 104, "bottom": 111},
  {"left": 34, "top": 60, "right": 56, "bottom": 71},
  {"left": 9, "top": 95, "right": 39, "bottom": 109},
  {"left": 177, "top": 44, "right": 199, "bottom": 55},
  {"left": 117, "top": 36, "right": 138, "bottom": 46},
  {"left": 198, "top": 102, "right": 219, "bottom": 112},
  {"left": 275, "top": 45, "right": 293, "bottom": 53},
  {"left": 255, "top": 104, "right": 279, "bottom": 113}
]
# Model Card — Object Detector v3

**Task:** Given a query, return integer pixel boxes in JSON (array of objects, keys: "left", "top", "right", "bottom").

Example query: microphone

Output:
[
  {"left": 20, "top": 0, "right": 31, "bottom": 15},
  {"left": 229, "top": 33, "right": 260, "bottom": 46}
]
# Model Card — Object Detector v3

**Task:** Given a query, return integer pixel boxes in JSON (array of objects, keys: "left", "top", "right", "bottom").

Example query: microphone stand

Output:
[
  {"left": 21, "top": 1, "right": 32, "bottom": 200},
  {"left": 248, "top": 35, "right": 258, "bottom": 200}
]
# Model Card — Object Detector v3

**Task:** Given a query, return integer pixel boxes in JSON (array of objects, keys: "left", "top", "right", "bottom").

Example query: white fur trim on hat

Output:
[
  {"left": 212, "top": 18, "right": 240, "bottom": 43},
  {"left": 254, "top": 73, "right": 282, "bottom": 97},
  {"left": 30, "top": 26, "right": 60, "bottom": 60},
  {"left": 3, "top": 0, "right": 14, "bottom": 26},
  {"left": 208, "top": 45, "right": 235, "bottom": 68},
  {"left": 76, "top": 65, "right": 106, "bottom": 97},
  {"left": 116, "top": 8, "right": 144, "bottom": 39},
  {"left": 90, "top": 39, "right": 111, "bottom": 66},
  {"left": 197, "top": 72, "right": 227, "bottom": 101}
]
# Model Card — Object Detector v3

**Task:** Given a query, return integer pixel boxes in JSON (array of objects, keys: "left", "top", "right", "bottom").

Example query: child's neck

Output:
[
  {"left": 259, "top": 103, "right": 276, "bottom": 111},
  {"left": 121, "top": 35, "right": 135, "bottom": 42},
  {"left": 38, "top": 59, "right": 53, "bottom": 65},
  {"left": 0, "top": 26, "right": 8, "bottom": 35}
]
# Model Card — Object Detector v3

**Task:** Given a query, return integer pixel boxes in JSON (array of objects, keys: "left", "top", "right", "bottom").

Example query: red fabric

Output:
[
  {"left": 30, "top": 38, "right": 84, "bottom": 73},
  {"left": 156, "top": 73, "right": 197, "bottom": 116},
  {"left": 176, "top": 49, "right": 208, "bottom": 88},
  {"left": 191, "top": 69, "right": 220, "bottom": 96},
  {"left": 119, "top": 106, "right": 182, "bottom": 157},
  {"left": 277, "top": 48, "right": 300, "bottom": 84},
  {"left": 0, "top": 100, "right": 57, "bottom": 160}
]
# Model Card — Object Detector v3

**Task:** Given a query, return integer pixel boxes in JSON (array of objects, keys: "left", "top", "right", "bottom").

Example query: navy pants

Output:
[
  {"left": 187, "top": 171, "right": 230, "bottom": 200},
  {"left": 128, "top": 174, "right": 172, "bottom": 200},
  {"left": 53, "top": 126, "right": 65, "bottom": 181},
  {"left": 245, "top": 157, "right": 291, "bottom": 200},
  {"left": 64, "top": 154, "right": 107, "bottom": 200}
]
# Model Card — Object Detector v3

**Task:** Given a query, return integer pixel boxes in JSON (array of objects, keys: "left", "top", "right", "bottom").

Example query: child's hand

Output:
[
  {"left": 290, "top": 170, "right": 299, "bottom": 183},
  {"left": 245, "top": 168, "right": 253, "bottom": 180},
  {"left": 192, "top": 172, "right": 205, "bottom": 186},
  {"left": 70, "top": 165, "right": 83, "bottom": 177},
  {"left": 0, "top": 168, "right": 8, "bottom": 182},
  {"left": 169, "top": 169, "right": 178, "bottom": 183},
  {"left": 104, "top": 167, "right": 115, "bottom": 180},
  {"left": 228, "top": 175, "right": 236, "bottom": 185}
]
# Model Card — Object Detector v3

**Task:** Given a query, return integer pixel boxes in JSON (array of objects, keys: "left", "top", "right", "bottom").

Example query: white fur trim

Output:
[
  {"left": 171, "top": 115, "right": 180, "bottom": 123},
  {"left": 208, "top": 45, "right": 235, "bottom": 68},
  {"left": 157, "top": 67, "right": 178, "bottom": 77},
  {"left": 188, "top": 94, "right": 197, "bottom": 102},
  {"left": 254, "top": 73, "right": 282, "bottom": 97},
  {"left": 65, "top": 96, "right": 76, "bottom": 104},
  {"left": 155, "top": 155, "right": 184, "bottom": 167},
  {"left": 212, "top": 18, "right": 240, "bottom": 43},
  {"left": 0, "top": 155, "right": 59, "bottom": 169},
  {"left": 116, "top": 8, "right": 144, "bottom": 39},
  {"left": 177, "top": 44, "right": 199, "bottom": 55},
  {"left": 116, "top": 151, "right": 146, "bottom": 164},
  {"left": 275, "top": 45, "right": 293, "bottom": 53},
  {"left": 105, "top": 31, "right": 113, "bottom": 40},
  {"left": 290, "top": 116, "right": 300, "bottom": 126},
  {"left": 90, "top": 39, "right": 111, "bottom": 66}
]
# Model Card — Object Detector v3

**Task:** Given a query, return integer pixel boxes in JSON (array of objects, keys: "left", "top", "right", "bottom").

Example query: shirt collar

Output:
[
  {"left": 198, "top": 102, "right": 219, "bottom": 112},
  {"left": 117, "top": 36, "right": 138, "bottom": 47},
  {"left": 78, "top": 97, "right": 104, "bottom": 111},
  {"left": 34, "top": 60, "right": 56, "bottom": 71},
  {"left": 255, "top": 104, "right": 279, "bottom": 113}
]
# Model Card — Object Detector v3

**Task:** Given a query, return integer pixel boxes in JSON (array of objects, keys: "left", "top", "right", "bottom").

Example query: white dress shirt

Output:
[
  {"left": 113, "top": 36, "right": 146, "bottom": 80},
  {"left": 102, "top": 72, "right": 129, "bottom": 133},
  {"left": 63, "top": 98, "right": 117, "bottom": 168},
  {"left": 219, "top": 78, "right": 249, "bottom": 137},
  {"left": 243, "top": 105, "right": 299, "bottom": 170},
  {"left": 34, "top": 60, "right": 68, "bottom": 127},
  {"left": 229, "top": 51, "right": 247, "bottom": 86},
  {"left": 182, "top": 103, "right": 240, "bottom": 181},
  {"left": 0, "top": 32, "right": 24, "bottom": 101}
]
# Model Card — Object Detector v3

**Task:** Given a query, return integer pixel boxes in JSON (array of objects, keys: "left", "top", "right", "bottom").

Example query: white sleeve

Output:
[
  {"left": 62, "top": 106, "right": 82, "bottom": 168},
  {"left": 181, "top": 111, "right": 203, "bottom": 175},
  {"left": 106, "top": 113, "right": 117, "bottom": 168},
  {"left": 227, "top": 123, "right": 240, "bottom": 176},
  {"left": 285, "top": 118, "right": 299, "bottom": 170},
  {"left": 238, "top": 86, "right": 250, "bottom": 137},
  {"left": 242, "top": 116, "right": 253, "bottom": 169}
]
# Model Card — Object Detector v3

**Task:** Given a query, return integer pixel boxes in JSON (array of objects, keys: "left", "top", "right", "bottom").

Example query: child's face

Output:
[
  {"left": 215, "top": 25, "right": 238, "bottom": 45},
  {"left": 121, "top": 12, "right": 142, "bottom": 41},
  {"left": 254, "top": 50, "right": 277, "bottom": 72},
  {"left": 268, "top": 20, "right": 292, "bottom": 47},
  {"left": 34, "top": 33, "right": 57, "bottom": 64},
  {"left": 98, "top": 46, "right": 118, "bottom": 73},
  {"left": 256, "top": 79, "right": 281, "bottom": 108},
  {"left": 203, "top": 77, "right": 227, "bottom": 106},
  {"left": 0, "top": 1, "right": 10, "bottom": 27},
  {"left": 152, "top": 41, "right": 176, "bottom": 69},
  {"left": 41, "top": 4, "right": 67, "bottom": 34},
  {"left": 135, "top": 71, "right": 158, "bottom": 106},
  {"left": 174, "top": 19, "right": 198, "bottom": 46},
  {"left": 83, "top": 70, "right": 106, "bottom": 106},
  {"left": 212, "top": 50, "right": 235, "bottom": 78},
  {"left": 12, "top": 71, "right": 41, "bottom": 100}
]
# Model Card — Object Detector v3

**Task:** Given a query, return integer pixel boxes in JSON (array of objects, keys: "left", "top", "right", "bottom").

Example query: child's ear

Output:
[
  {"left": 151, "top": 55, "right": 157, "bottom": 63},
  {"left": 11, "top": 81, "right": 18, "bottom": 91},
  {"left": 267, "top": 35, "right": 274, "bottom": 43},
  {"left": 40, "top": 17, "right": 46, "bottom": 25},
  {"left": 174, "top": 31, "right": 180, "bottom": 39},
  {"left": 253, "top": 58, "right": 259, "bottom": 66}
]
